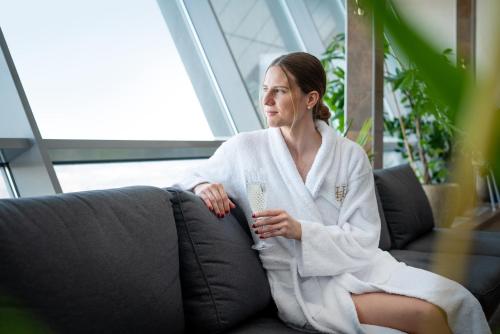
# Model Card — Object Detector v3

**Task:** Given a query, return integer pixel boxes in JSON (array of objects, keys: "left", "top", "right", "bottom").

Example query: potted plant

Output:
[
  {"left": 384, "top": 46, "right": 461, "bottom": 227},
  {"left": 321, "top": 33, "right": 373, "bottom": 157}
]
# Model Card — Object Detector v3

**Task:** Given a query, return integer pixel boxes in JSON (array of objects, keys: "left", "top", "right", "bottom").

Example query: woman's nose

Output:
[{"left": 263, "top": 91, "right": 274, "bottom": 106}]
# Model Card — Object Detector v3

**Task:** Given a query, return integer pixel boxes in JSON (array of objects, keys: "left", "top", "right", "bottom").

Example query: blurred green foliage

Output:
[
  {"left": 385, "top": 48, "right": 457, "bottom": 184},
  {"left": 0, "top": 293, "right": 52, "bottom": 334},
  {"left": 368, "top": 0, "right": 499, "bottom": 187},
  {"left": 321, "top": 33, "right": 346, "bottom": 133}
]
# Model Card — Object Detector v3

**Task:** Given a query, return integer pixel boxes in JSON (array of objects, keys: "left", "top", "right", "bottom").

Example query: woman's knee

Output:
[{"left": 413, "top": 302, "right": 449, "bottom": 332}]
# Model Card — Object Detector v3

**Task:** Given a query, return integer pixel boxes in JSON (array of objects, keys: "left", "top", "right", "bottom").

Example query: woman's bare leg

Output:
[{"left": 351, "top": 292, "right": 452, "bottom": 334}]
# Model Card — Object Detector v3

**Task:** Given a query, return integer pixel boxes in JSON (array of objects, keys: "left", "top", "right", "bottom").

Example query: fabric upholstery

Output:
[
  {"left": 0, "top": 186, "right": 183, "bottom": 334},
  {"left": 374, "top": 183, "right": 391, "bottom": 251},
  {"left": 374, "top": 164, "right": 435, "bottom": 249},
  {"left": 167, "top": 188, "right": 272, "bottom": 334},
  {"left": 390, "top": 250, "right": 500, "bottom": 318},
  {"left": 227, "top": 316, "right": 406, "bottom": 334},
  {"left": 226, "top": 316, "right": 304, "bottom": 334},
  {"left": 405, "top": 228, "right": 500, "bottom": 257}
]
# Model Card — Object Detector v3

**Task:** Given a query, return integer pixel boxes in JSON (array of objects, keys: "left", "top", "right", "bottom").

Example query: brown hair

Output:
[{"left": 268, "top": 52, "right": 331, "bottom": 125}]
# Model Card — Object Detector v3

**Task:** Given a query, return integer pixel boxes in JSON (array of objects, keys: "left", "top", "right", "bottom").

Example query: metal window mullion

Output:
[
  {"left": 281, "top": 0, "right": 326, "bottom": 57},
  {"left": 156, "top": 0, "right": 236, "bottom": 137},
  {"left": 1, "top": 164, "right": 19, "bottom": 198},
  {"left": 43, "top": 139, "right": 224, "bottom": 163},
  {"left": 167, "top": 0, "right": 263, "bottom": 133},
  {"left": 0, "top": 27, "right": 62, "bottom": 196}
]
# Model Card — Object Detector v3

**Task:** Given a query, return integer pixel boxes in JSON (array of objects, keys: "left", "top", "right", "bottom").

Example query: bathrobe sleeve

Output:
[
  {"left": 170, "top": 138, "right": 239, "bottom": 198},
  {"left": 295, "top": 151, "right": 381, "bottom": 277}
]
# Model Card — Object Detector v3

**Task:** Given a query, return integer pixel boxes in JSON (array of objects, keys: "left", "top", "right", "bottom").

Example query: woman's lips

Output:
[{"left": 266, "top": 111, "right": 278, "bottom": 116}]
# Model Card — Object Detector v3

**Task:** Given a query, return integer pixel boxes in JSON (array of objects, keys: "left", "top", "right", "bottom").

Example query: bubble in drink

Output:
[{"left": 247, "top": 183, "right": 266, "bottom": 212}]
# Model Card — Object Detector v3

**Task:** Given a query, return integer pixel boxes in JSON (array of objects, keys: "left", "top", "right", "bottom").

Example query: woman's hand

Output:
[
  {"left": 193, "top": 182, "right": 236, "bottom": 218},
  {"left": 252, "top": 209, "right": 302, "bottom": 240}
]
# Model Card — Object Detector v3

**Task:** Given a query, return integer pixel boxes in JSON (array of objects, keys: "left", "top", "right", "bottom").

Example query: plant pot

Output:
[{"left": 422, "top": 183, "right": 460, "bottom": 228}]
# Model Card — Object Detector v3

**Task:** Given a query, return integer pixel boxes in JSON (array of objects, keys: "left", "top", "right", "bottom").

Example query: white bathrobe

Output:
[{"left": 172, "top": 120, "right": 490, "bottom": 334}]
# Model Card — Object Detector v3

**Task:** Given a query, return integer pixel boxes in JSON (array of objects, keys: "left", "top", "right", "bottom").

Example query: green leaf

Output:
[{"left": 367, "top": 0, "right": 469, "bottom": 123}]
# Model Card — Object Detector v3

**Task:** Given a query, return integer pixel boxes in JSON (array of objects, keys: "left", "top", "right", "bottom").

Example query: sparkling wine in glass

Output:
[{"left": 246, "top": 180, "right": 272, "bottom": 250}]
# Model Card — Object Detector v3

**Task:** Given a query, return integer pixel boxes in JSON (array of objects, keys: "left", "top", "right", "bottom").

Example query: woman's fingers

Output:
[
  {"left": 251, "top": 210, "right": 301, "bottom": 240},
  {"left": 214, "top": 183, "right": 231, "bottom": 214},
  {"left": 257, "top": 222, "right": 287, "bottom": 239},
  {"left": 201, "top": 197, "right": 213, "bottom": 211},
  {"left": 252, "top": 213, "right": 285, "bottom": 227},
  {"left": 205, "top": 188, "right": 224, "bottom": 216},
  {"left": 194, "top": 183, "right": 235, "bottom": 218},
  {"left": 206, "top": 185, "right": 232, "bottom": 217}
]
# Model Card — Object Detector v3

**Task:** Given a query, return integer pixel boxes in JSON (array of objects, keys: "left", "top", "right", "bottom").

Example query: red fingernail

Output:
[
  {"left": 252, "top": 224, "right": 256, "bottom": 228},
  {"left": 252, "top": 213, "right": 256, "bottom": 218},
  {"left": 226, "top": 210, "right": 229, "bottom": 214},
  {"left": 254, "top": 230, "right": 259, "bottom": 234},
  {"left": 259, "top": 236, "right": 264, "bottom": 239}
]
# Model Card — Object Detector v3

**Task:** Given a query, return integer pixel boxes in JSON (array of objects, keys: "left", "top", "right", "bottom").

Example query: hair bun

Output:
[{"left": 317, "top": 102, "right": 331, "bottom": 124}]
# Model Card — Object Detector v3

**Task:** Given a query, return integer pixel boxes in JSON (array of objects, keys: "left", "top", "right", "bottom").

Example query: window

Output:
[
  {"left": 304, "top": 0, "right": 345, "bottom": 47},
  {"left": 54, "top": 159, "right": 205, "bottom": 193},
  {"left": 0, "top": 0, "right": 212, "bottom": 140},
  {"left": 210, "top": 0, "right": 299, "bottom": 111},
  {"left": 0, "top": 167, "right": 13, "bottom": 198}
]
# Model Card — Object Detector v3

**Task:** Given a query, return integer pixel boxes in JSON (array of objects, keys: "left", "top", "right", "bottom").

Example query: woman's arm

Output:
[{"left": 171, "top": 139, "right": 239, "bottom": 216}]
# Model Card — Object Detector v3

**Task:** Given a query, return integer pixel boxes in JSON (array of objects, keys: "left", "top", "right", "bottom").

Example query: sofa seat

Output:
[
  {"left": 390, "top": 250, "right": 500, "bottom": 318},
  {"left": 227, "top": 315, "right": 406, "bottom": 334},
  {"left": 404, "top": 228, "right": 500, "bottom": 257},
  {"left": 226, "top": 316, "right": 303, "bottom": 334}
]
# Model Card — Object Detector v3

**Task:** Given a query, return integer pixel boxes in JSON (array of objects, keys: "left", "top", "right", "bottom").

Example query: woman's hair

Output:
[{"left": 267, "top": 52, "right": 331, "bottom": 125}]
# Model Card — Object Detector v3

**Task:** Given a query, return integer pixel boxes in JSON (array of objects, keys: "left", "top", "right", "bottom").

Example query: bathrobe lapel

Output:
[
  {"left": 267, "top": 121, "right": 337, "bottom": 221},
  {"left": 305, "top": 121, "right": 337, "bottom": 198}
]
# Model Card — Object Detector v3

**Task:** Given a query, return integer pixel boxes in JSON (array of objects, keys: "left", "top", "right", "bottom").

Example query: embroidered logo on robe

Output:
[{"left": 335, "top": 184, "right": 348, "bottom": 203}]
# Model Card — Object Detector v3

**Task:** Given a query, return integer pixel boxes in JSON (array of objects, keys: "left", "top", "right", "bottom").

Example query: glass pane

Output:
[
  {"left": 54, "top": 159, "right": 205, "bottom": 193},
  {"left": 0, "top": 167, "right": 13, "bottom": 198},
  {"left": 210, "top": 0, "right": 298, "bottom": 110},
  {"left": 304, "top": 0, "right": 344, "bottom": 47},
  {"left": 0, "top": 0, "right": 213, "bottom": 140}
]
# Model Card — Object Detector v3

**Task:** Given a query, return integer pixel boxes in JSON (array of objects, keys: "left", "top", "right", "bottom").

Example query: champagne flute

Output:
[{"left": 246, "top": 170, "right": 272, "bottom": 250}]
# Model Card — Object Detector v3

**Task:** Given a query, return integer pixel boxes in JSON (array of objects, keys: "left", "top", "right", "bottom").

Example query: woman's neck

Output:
[{"left": 280, "top": 118, "right": 322, "bottom": 159}]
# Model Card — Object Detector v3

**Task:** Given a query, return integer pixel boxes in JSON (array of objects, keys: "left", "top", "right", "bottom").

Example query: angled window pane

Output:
[
  {"left": 304, "top": 0, "right": 344, "bottom": 47},
  {"left": 0, "top": 167, "right": 13, "bottom": 198},
  {"left": 0, "top": 0, "right": 213, "bottom": 140},
  {"left": 54, "top": 159, "right": 204, "bottom": 193},
  {"left": 210, "top": 0, "right": 298, "bottom": 110}
]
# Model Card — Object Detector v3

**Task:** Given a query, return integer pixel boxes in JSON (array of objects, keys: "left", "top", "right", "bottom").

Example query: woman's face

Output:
[{"left": 262, "top": 66, "right": 306, "bottom": 128}]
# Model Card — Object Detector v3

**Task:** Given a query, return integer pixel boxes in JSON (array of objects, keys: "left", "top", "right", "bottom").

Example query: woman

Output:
[{"left": 173, "top": 52, "right": 490, "bottom": 334}]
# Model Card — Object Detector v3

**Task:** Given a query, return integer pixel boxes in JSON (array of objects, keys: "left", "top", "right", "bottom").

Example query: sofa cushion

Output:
[
  {"left": 226, "top": 315, "right": 405, "bottom": 334},
  {"left": 0, "top": 186, "right": 183, "bottom": 334},
  {"left": 390, "top": 250, "right": 500, "bottom": 318},
  {"left": 374, "top": 184, "right": 391, "bottom": 251},
  {"left": 374, "top": 164, "right": 434, "bottom": 249},
  {"left": 167, "top": 188, "right": 272, "bottom": 334},
  {"left": 405, "top": 228, "right": 500, "bottom": 257}
]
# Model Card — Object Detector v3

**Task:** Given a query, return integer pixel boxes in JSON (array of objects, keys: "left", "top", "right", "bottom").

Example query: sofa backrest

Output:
[
  {"left": 374, "top": 183, "right": 392, "bottom": 251},
  {"left": 374, "top": 164, "right": 435, "bottom": 249},
  {"left": 0, "top": 186, "right": 184, "bottom": 334},
  {"left": 167, "top": 188, "right": 272, "bottom": 334}
]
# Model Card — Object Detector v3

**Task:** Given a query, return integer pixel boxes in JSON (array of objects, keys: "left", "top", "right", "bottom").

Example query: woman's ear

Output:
[{"left": 306, "top": 91, "right": 320, "bottom": 109}]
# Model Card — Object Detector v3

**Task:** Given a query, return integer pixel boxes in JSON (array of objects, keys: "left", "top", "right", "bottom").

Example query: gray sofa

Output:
[{"left": 0, "top": 164, "right": 498, "bottom": 333}]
